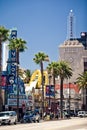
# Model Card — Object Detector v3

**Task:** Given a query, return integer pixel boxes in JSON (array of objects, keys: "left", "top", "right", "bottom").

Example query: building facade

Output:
[
  {"left": 59, "top": 39, "right": 85, "bottom": 83},
  {"left": 59, "top": 32, "right": 87, "bottom": 110}
]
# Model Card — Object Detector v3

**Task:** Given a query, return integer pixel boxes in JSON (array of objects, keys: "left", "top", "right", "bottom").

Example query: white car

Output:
[
  {"left": 0, "top": 111, "right": 17, "bottom": 125},
  {"left": 78, "top": 111, "right": 87, "bottom": 117}
]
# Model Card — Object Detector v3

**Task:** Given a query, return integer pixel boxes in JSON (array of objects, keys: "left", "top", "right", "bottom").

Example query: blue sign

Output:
[
  {"left": 6, "top": 29, "right": 26, "bottom": 107},
  {"left": 46, "top": 85, "right": 55, "bottom": 97},
  {"left": 9, "top": 50, "right": 16, "bottom": 62},
  {"left": 10, "top": 29, "right": 17, "bottom": 39}
]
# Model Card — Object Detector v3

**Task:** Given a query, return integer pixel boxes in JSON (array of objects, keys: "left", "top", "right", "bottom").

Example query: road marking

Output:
[{"left": 75, "top": 128, "right": 87, "bottom": 130}]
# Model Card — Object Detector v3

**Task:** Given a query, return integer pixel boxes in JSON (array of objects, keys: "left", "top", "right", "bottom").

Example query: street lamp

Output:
[{"left": 17, "top": 65, "right": 19, "bottom": 121}]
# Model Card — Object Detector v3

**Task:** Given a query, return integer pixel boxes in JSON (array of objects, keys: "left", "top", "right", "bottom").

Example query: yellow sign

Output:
[{"left": 29, "top": 69, "right": 49, "bottom": 88}]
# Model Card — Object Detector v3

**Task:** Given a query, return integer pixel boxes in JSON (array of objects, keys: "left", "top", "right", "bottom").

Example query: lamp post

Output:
[
  {"left": 17, "top": 66, "right": 19, "bottom": 121},
  {"left": 16, "top": 50, "right": 19, "bottom": 121}
]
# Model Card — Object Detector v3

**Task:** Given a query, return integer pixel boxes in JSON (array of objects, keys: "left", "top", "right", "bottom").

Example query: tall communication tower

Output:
[{"left": 67, "top": 10, "right": 76, "bottom": 39}]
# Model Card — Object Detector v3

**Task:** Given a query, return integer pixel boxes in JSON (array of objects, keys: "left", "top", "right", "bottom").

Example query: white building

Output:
[{"left": 2, "top": 41, "right": 9, "bottom": 71}]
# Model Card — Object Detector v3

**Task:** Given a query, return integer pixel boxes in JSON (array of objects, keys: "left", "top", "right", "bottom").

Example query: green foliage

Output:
[
  {"left": 76, "top": 71, "right": 87, "bottom": 89},
  {"left": 57, "top": 61, "right": 72, "bottom": 80},
  {"left": 47, "top": 61, "right": 58, "bottom": 77},
  {"left": 47, "top": 60, "right": 72, "bottom": 79},
  {"left": 33, "top": 52, "right": 49, "bottom": 65},
  {"left": 8, "top": 38, "right": 27, "bottom": 52},
  {"left": 0, "top": 26, "right": 9, "bottom": 42}
]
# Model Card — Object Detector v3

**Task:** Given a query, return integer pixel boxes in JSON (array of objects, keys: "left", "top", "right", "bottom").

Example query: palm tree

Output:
[
  {"left": 57, "top": 61, "right": 72, "bottom": 118},
  {"left": 76, "top": 71, "right": 87, "bottom": 110},
  {"left": 8, "top": 38, "right": 27, "bottom": 120},
  {"left": 33, "top": 52, "right": 49, "bottom": 119},
  {"left": 19, "top": 69, "right": 31, "bottom": 83},
  {"left": 8, "top": 38, "right": 27, "bottom": 63},
  {"left": 47, "top": 62, "right": 58, "bottom": 110},
  {"left": 0, "top": 26, "right": 9, "bottom": 111},
  {"left": 24, "top": 69, "right": 31, "bottom": 83}
]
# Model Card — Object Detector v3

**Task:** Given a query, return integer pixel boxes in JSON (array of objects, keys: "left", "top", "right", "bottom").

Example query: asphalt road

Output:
[{"left": 0, "top": 117, "right": 87, "bottom": 130}]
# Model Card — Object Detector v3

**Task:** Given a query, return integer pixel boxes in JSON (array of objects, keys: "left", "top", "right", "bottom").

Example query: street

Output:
[{"left": 0, "top": 117, "right": 87, "bottom": 130}]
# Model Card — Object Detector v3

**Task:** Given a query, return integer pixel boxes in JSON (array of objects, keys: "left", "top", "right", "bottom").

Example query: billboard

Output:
[
  {"left": 46, "top": 85, "right": 55, "bottom": 97},
  {"left": 0, "top": 76, "right": 7, "bottom": 88}
]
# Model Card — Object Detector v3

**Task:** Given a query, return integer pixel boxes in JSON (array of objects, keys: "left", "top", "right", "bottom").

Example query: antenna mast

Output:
[{"left": 67, "top": 10, "right": 75, "bottom": 39}]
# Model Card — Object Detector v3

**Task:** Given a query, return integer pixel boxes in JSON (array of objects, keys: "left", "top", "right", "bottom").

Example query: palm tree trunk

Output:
[
  {"left": 53, "top": 72, "right": 55, "bottom": 118},
  {"left": 86, "top": 88, "right": 87, "bottom": 110},
  {"left": 0, "top": 41, "right": 3, "bottom": 111},
  {"left": 53, "top": 74, "right": 55, "bottom": 100},
  {"left": 40, "top": 61, "right": 44, "bottom": 119},
  {"left": 48, "top": 75, "right": 51, "bottom": 108},
  {"left": 60, "top": 78, "right": 63, "bottom": 118}
]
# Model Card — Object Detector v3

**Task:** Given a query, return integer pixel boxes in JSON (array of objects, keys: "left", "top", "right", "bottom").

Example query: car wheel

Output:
[
  {"left": 14, "top": 120, "right": 17, "bottom": 125},
  {"left": 20, "top": 119, "right": 24, "bottom": 123},
  {"left": 37, "top": 120, "right": 39, "bottom": 123},
  {"left": 0, "top": 122, "right": 1, "bottom": 126},
  {"left": 8, "top": 120, "right": 11, "bottom": 125},
  {"left": 33, "top": 120, "right": 36, "bottom": 123},
  {"left": 24, "top": 120, "right": 27, "bottom": 123}
]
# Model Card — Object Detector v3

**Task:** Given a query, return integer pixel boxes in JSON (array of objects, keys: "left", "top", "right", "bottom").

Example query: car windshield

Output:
[{"left": 0, "top": 113, "right": 9, "bottom": 117}]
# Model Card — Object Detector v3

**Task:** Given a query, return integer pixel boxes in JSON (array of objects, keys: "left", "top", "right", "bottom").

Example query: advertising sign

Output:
[
  {"left": 1, "top": 76, "right": 7, "bottom": 89},
  {"left": 8, "top": 94, "right": 33, "bottom": 107},
  {"left": 10, "top": 29, "right": 17, "bottom": 39},
  {"left": 6, "top": 29, "right": 27, "bottom": 108},
  {"left": 8, "top": 99, "right": 27, "bottom": 107},
  {"left": 46, "top": 85, "right": 55, "bottom": 97},
  {"left": 8, "top": 94, "right": 27, "bottom": 107},
  {"left": 9, "top": 50, "right": 16, "bottom": 62}
]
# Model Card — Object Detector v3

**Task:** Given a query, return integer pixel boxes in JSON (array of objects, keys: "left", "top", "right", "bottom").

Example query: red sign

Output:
[{"left": 0, "top": 76, "right": 6, "bottom": 86}]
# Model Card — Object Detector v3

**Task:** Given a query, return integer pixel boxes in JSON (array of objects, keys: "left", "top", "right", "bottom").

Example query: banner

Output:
[{"left": 46, "top": 85, "right": 55, "bottom": 97}]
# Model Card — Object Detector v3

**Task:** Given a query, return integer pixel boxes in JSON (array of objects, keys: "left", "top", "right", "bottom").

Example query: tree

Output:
[
  {"left": 76, "top": 71, "right": 87, "bottom": 110},
  {"left": 0, "top": 26, "right": 9, "bottom": 111},
  {"left": 47, "top": 62, "right": 58, "bottom": 110},
  {"left": 33, "top": 52, "right": 49, "bottom": 119},
  {"left": 19, "top": 69, "right": 31, "bottom": 83},
  {"left": 24, "top": 69, "right": 31, "bottom": 83},
  {"left": 8, "top": 38, "right": 27, "bottom": 63},
  {"left": 8, "top": 38, "right": 27, "bottom": 120},
  {"left": 57, "top": 61, "right": 72, "bottom": 118}
]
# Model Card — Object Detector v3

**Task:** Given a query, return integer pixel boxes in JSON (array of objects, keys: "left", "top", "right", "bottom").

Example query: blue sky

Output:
[{"left": 0, "top": 0, "right": 87, "bottom": 72}]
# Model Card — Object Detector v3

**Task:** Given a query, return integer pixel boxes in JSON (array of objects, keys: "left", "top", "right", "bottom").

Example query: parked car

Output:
[
  {"left": 22, "top": 111, "right": 40, "bottom": 123},
  {"left": 63, "top": 110, "right": 71, "bottom": 118},
  {"left": 32, "top": 112, "right": 40, "bottom": 122},
  {"left": 77, "top": 111, "right": 87, "bottom": 117},
  {"left": 64, "top": 112, "right": 70, "bottom": 118},
  {"left": 0, "top": 111, "right": 17, "bottom": 125}
]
